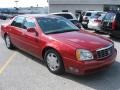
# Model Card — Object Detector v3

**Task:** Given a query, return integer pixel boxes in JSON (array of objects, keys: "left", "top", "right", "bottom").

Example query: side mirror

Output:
[
  {"left": 27, "top": 28, "right": 38, "bottom": 36},
  {"left": 27, "top": 28, "right": 36, "bottom": 32}
]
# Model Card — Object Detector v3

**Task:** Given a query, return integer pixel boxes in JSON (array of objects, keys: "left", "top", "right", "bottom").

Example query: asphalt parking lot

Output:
[{"left": 0, "top": 19, "right": 120, "bottom": 90}]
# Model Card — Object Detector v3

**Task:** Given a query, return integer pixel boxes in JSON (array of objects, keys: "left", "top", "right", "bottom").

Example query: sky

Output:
[{"left": 0, "top": 0, "right": 48, "bottom": 8}]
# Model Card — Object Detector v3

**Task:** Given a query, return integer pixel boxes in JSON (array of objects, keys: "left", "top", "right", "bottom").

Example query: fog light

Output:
[
  {"left": 75, "top": 69, "right": 79, "bottom": 73},
  {"left": 69, "top": 67, "right": 74, "bottom": 71},
  {"left": 69, "top": 67, "right": 79, "bottom": 73}
]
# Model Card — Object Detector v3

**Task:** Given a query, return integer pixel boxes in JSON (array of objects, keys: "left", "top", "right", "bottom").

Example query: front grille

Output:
[{"left": 97, "top": 44, "right": 114, "bottom": 59}]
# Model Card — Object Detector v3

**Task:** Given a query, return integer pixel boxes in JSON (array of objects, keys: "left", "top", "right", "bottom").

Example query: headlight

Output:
[{"left": 76, "top": 49, "right": 94, "bottom": 61}]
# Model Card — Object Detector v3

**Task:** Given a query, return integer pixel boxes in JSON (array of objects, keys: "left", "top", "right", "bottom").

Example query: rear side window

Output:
[
  {"left": 55, "top": 14, "right": 73, "bottom": 19},
  {"left": 11, "top": 16, "right": 25, "bottom": 28},
  {"left": 85, "top": 13, "right": 92, "bottom": 16}
]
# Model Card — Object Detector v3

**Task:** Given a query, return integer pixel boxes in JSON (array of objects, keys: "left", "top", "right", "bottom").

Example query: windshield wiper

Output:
[{"left": 45, "top": 30, "right": 65, "bottom": 34}]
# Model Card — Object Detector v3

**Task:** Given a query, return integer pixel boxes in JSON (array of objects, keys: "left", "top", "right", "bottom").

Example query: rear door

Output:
[
  {"left": 102, "top": 13, "right": 115, "bottom": 30},
  {"left": 115, "top": 13, "right": 120, "bottom": 30},
  {"left": 10, "top": 16, "right": 25, "bottom": 48},
  {"left": 107, "top": 13, "right": 116, "bottom": 30}
]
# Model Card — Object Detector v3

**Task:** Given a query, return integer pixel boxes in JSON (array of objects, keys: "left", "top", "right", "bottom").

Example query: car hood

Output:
[{"left": 48, "top": 30, "right": 113, "bottom": 51}]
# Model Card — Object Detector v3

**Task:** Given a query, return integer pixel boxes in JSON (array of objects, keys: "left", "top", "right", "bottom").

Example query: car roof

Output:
[
  {"left": 86, "top": 10, "right": 103, "bottom": 12},
  {"left": 16, "top": 14, "right": 60, "bottom": 18},
  {"left": 107, "top": 11, "right": 120, "bottom": 14}
]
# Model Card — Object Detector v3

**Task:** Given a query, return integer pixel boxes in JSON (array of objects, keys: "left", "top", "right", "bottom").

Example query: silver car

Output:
[{"left": 88, "top": 12, "right": 106, "bottom": 32}]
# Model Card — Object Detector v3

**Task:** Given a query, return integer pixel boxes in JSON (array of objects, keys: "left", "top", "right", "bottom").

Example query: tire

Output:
[
  {"left": 109, "top": 34, "right": 113, "bottom": 38},
  {"left": 5, "top": 35, "right": 14, "bottom": 49},
  {"left": 44, "top": 49, "right": 65, "bottom": 75},
  {"left": 95, "top": 29, "right": 99, "bottom": 33}
]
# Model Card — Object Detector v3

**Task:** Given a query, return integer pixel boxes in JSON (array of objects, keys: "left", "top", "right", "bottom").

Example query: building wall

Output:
[
  {"left": 18, "top": 7, "right": 48, "bottom": 14},
  {"left": 49, "top": 0, "right": 120, "bottom": 15},
  {"left": 49, "top": 4, "right": 103, "bottom": 14},
  {"left": 49, "top": 0, "right": 120, "bottom": 5}
]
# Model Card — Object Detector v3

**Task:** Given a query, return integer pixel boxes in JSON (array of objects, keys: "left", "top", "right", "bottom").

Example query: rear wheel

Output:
[
  {"left": 95, "top": 29, "right": 99, "bottom": 33},
  {"left": 44, "top": 49, "right": 65, "bottom": 75},
  {"left": 5, "top": 35, "right": 14, "bottom": 49}
]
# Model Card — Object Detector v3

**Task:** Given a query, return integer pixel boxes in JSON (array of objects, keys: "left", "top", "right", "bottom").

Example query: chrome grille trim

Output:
[{"left": 96, "top": 44, "right": 114, "bottom": 59}]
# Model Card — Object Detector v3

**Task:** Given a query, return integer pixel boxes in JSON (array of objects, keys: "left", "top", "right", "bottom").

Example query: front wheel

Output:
[{"left": 44, "top": 49, "right": 65, "bottom": 75}]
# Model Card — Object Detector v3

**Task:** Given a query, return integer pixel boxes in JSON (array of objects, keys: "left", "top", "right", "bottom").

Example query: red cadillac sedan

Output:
[{"left": 1, "top": 14, "right": 117, "bottom": 75}]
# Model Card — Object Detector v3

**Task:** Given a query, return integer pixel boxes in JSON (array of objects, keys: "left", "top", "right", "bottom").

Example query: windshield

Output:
[
  {"left": 98, "top": 14, "right": 106, "bottom": 20},
  {"left": 36, "top": 16, "right": 79, "bottom": 34},
  {"left": 90, "top": 12, "right": 104, "bottom": 19}
]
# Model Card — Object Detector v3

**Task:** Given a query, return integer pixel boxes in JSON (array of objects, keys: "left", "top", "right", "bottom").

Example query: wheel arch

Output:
[
  {"left": 4, "top": 32, "right": 8, "bottom": 39},
  {"left": 42, "top": 46, "right": 62, "bottom": 60}
]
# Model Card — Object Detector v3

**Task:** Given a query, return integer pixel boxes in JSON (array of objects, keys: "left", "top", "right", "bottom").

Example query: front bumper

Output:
[{"left": 63, "top": 49, "right": 117, "bottom": 75}]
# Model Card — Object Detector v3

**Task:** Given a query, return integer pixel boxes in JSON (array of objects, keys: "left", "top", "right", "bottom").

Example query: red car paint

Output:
[{"left": 1, "top": 15, "right": 117, "bottom": 75}]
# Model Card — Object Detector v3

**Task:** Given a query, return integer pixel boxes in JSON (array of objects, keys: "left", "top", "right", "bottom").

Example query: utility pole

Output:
[
  {"left": 15, "top": 0, "right": 19, "bottom": 8},
  {"left": 14, "top": 0, "right": 19, "bottom": 14}
]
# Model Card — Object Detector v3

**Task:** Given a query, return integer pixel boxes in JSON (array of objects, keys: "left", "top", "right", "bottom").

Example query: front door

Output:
[{"left": 22, "top": 17, "right": 41, "bottom": 57}]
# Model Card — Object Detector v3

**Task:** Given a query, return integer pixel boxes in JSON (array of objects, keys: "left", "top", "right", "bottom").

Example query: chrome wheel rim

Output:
[
  {"left": 46, "top": 53, "right": 60, "bottom": 71},
  {"left": 5, "top": 36, "right": 10, "bottom": 48}
]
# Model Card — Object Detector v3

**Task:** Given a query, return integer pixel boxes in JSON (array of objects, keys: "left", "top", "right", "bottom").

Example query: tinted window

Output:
[
  {"left": 23, "top": 18, "right": 35, "bottom": 29},
  {"left": 116, "top": 13, "right": 120, "bottom": 22},
  {"left": 70, "top": 20, "right": 81, "bottom": 28},
  {"left": 11, "top": 16, "right": 25, "bottom": 28},
  {"left": 62, "top": 10, "right": 68, "bottom": 12},
  {"left": 36, "top": 16, "right": 79, "bottom": 34},
  {"left": 55, "top": 14, "right": 73, "bottom": 19},
  {"left": 70, "top": 20, "right": 79, "bottom": 24},
  {"left": 86, "top": 13, "right": 92, "bottom": 16}
]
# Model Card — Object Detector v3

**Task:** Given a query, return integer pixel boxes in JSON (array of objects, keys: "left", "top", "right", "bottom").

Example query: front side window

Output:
[
  {"left": 11, "top": 16, "right": 25, "bottom": 28},
  {"left": 36, "top": 16, "right": 79, "bottom": 34},
  {"left": 23, "top": 17, "right": 36, "bottom": 29}
]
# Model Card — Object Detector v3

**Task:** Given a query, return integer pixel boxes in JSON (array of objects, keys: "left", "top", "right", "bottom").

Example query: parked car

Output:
[
  {"left": 51, "top": 12, "right": 81, "bottom": 28},
  {"left": 1, "top": 14, "right": 117, "bottom": 75},
  {"left": 0, "top": 14, "right": 7, "bottom": 20},
  {"left": 88, "top": 12, "right": 106, "bottom": 32},
  {"left": 69, "top": 19, "right": 82, "bottom": 29},
  {"left": 51, "top": 12, "right": 77, "bottom": 20},
  {"left": 82, "top": 11, "right": 104, "bottom": 28},
  {"left": 101, "top": 11, "right": 120, "bottom": 38}
]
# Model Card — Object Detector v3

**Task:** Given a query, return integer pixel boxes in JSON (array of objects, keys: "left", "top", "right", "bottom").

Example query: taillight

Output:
[
  {"left": 94, "top": 20, "right": 101, "bottom": 23},
  {"left": 112, "top": 20, "right": 117, "bottom": 30},
  {"left": 83, "top": 17, "right": 88, "bottom": 21},
  {"left": 85, "top": 17, "right": 88, "bottom": 20}
]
